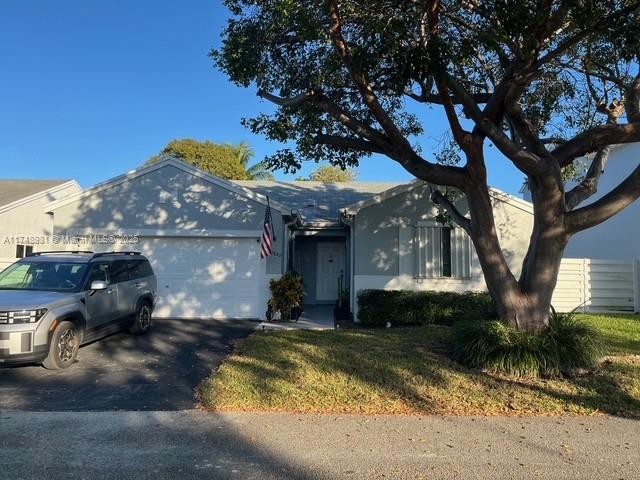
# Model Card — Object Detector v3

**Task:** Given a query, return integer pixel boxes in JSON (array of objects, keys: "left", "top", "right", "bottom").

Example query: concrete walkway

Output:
[
  {"left": 258, "top": 305, "right": 335, "bottom": 331},
  {"left": 2, "top": 411, "right": 637, "bottom": 479}
]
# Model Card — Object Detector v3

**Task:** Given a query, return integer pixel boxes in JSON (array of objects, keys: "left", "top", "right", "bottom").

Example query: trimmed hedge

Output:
[{"left": 357, "top": 289, "right": 496, "bottom": 327}]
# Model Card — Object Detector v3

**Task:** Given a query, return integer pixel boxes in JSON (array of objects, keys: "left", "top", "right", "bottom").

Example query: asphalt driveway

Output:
[{"left": 0, "top": 318, "right": 256, "bottom": 411}]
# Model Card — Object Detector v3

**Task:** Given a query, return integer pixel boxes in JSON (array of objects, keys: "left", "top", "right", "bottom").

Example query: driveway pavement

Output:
[
  {"left": 0, "top": 318, "right": 255, "bottom": 411},
  {"left": 1, "top": 411, "right": 637, "bottom": 480}
]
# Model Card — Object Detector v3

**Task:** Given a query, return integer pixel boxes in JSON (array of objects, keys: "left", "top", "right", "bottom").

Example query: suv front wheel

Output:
[
  {"left": 43, "top": 321, "right": 80, "bottom": 370},
  {"left": 129, "top": 301, "right": 152, "bottom": 335}
]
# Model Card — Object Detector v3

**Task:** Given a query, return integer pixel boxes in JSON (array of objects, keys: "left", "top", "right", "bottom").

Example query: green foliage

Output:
[
  {"left": 357, "top": 290, "right": 496, "bottom": 327},
  {"left": 452, "top": 312, "right": 604, "bottom": 378},
  {"left": 214, "top": 1, "right": 639, "bottom": 174},
  {"left": 269, "top": 272, "right": 305, "bottom": 322},
  {"left": 147, "top": 139, "right": 274, "bottom": 180},
  {"left": 308, "top": 165, "right": 358, "bottom": 182}
]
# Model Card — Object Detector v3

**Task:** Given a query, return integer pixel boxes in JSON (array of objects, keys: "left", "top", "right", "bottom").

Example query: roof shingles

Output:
[
  {"left": 234, "top": 180, "right": 402, "bottom": 225},
  {"left": 0, "top": 180, "right": 70, "bottom": 208}
]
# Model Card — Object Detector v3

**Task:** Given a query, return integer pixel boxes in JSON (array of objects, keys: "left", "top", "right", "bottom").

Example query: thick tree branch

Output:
[
  {"left": 327, "top": 1, "right": 411, "bottom": 148},
  {"left": 554, "top": 123, "right": 640, "bottom": 167},
  {"left": 257, "top": 89, "right": 314, "bottom": 108},
  {"left": 430, "top": 188, "right": 471, "bottom": 234},
  {"left": 566, "top": 163, "right": 640, "bottom": 233},
  {"left": 445, "top": 75, "right": 548, "bottom": 175},
  {"left": 564, "top": 146, "right": 611, "bottom": 210},
  {"left": 312, "top": 134, "right": 385, "bottom": 154},
  {"left": 434, "top": 78, "right": 472, "bottom": 152}
]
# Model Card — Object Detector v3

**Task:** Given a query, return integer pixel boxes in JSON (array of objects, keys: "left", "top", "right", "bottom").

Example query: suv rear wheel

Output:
[
  {"left": 43, "top": 321, "right": 80, "bottom": 370},
  {"left": 129, "top": 301, "right": 152, "bottom": 335}
]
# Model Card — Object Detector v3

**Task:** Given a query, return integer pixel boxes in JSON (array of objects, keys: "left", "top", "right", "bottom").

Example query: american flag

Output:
[{"left": 260, "top": 198, "right": 275, "bottom": 259}]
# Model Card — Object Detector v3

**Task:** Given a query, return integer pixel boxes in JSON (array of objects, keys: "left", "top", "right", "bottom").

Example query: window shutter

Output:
[
  {"left": 414, "top": 226, "right": 442, "bottom": 277},
  {"left": 450, "top": 228, "right": 471, "bottom": 278},
  {"left": 415, "top": 225, "right": 471, "bottom": 278}
]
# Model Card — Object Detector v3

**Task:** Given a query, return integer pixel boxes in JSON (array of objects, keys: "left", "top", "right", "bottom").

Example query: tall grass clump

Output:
[{"left": 452, "top": 311, "right": 604, "bottom": 377}]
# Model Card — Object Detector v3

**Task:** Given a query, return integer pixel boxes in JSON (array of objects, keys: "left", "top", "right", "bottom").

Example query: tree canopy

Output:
[
  {"left": 148, "top": 139, "right": 274, "bottom": 180},
  {"left": 214, "top": 0, "right": 640, "bottom": 331},
  {"left": 305, "top": 165, "right": 358, "bottom": 182}
]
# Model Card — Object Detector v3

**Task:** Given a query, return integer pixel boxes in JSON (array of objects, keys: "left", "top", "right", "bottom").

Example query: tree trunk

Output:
[{"left": 464, "top": 170, "right": 568, "bottom": 333}]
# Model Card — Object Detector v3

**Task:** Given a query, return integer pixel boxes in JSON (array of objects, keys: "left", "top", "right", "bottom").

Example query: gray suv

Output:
[{"left": 0, "top": 251, "right": 157, "bottom": 369}]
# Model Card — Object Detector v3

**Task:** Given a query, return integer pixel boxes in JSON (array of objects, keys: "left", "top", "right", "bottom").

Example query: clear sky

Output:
[{"left": 0, "top": 0, "right": 524, "bottom": 194}]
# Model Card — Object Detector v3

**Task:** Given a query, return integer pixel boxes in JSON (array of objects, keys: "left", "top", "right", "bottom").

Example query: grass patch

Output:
[{"left": 201, "top": 314, "right": 640, "bottom": 417}]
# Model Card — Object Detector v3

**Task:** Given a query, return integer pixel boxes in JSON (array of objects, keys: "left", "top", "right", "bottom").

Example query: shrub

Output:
[
  {"left": 451, "top": 311, "right": 604, "bottom": 377},
  {"left": 357, "top": 289, "right": 496, "bottom": 327},
  {"left": 269, "top": 272, "right": 305, "bottom": 322}
]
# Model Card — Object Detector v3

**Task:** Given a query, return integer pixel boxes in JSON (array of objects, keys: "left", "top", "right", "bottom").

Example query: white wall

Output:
[
  {"left": 0, "top": 182, "right": 80, "bottom": 270},
  {"left": 564, "top": 143, "right": 640, "bottom": 260}
]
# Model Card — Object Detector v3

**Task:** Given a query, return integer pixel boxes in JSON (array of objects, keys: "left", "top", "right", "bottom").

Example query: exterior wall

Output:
[
  {"left": 352, "top": 183, "right": 534, "bottom": 316},
  {"left": 562, "top": 143, "right": 639, "bottom": 260},
  {"left": 51, "top": 164, "right": 285, "bottom": 275},
  {"left": 0, "top": 182, "right": 80, "bottom": 270}
]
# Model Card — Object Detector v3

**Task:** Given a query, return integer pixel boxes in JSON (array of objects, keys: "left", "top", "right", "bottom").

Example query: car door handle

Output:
[
  {"left": 107, "top": 289, "right": 114, "bottom": 294},
  {"left": 134, "top": 283, "right": 143, "bottom": 289}
]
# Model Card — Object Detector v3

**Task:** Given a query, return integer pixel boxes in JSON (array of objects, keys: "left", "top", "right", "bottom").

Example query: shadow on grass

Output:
[{"left": 203, "top": 326, "right": 640, "bottom": 419}]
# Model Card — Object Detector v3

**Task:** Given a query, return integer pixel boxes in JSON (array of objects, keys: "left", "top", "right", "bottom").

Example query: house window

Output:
[
  {"left": 414, "top": 225, "right": 471, "bottom": 278},
  {"left": 16, "top": 245, "right": 34, "bottom": 259}
]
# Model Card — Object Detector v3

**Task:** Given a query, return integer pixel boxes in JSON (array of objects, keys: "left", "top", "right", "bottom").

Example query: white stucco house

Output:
[
  {"left": 18, "top": 157, "right": 534, "bottom": 320},
  {"left": 0, "top": 180, "right": 81, "bottom": 270}
]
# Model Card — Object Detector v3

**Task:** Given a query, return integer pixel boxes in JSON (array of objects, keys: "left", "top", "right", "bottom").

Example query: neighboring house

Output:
[
  {"left": 40, "top": 157, "right": 534, "bottom": 320},
  {"left": 522, "top": 142, "right": 640, "bottom": 261},
  {"left": 0, "top": 179, "right": 81, "bottom": 270}
]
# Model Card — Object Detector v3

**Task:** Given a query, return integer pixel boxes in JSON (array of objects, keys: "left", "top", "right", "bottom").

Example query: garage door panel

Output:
[{"left": 136, "top": 237, "right": 262, "bottom": 319}]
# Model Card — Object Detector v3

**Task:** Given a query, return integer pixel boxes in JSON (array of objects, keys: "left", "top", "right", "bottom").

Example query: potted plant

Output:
[{"left": 269, "top": 272, "right": 305, "bottom": 322}]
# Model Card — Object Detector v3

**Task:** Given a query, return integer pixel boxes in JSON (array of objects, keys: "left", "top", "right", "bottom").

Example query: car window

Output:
[
  {"left": 138, "top": 260, "right": 154, "bottom": 278},
  {"left": 110, "top": 260, "right": 129, "bottom": 283},
  {"left": 86, "top": 262, "right": 110, "bottom": 287},
  {"left": 0, "top": 262, "right": 87, "bottom": 291},
  {"left": 127, "top": 260, "right": 144, "bottom": 280}
]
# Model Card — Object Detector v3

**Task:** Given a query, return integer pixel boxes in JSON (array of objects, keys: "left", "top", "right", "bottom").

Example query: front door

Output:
[{"left": 316, "top": 242, "right": 346, "bottom": 301}]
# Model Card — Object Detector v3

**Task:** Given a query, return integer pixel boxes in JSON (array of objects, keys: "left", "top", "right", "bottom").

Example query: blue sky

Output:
[{"left": 0, "top": 0, "right": 524, "bottom": 194}]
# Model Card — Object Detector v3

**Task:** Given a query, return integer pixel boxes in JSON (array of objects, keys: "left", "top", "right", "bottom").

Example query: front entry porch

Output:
[{"left": 291, "top": 230, "right": 349, "bottom": 307}]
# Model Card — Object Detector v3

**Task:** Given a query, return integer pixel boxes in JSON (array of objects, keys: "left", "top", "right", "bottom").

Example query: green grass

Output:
[{"left": 200, "top": 314, "right": 640, "bottom": 417}]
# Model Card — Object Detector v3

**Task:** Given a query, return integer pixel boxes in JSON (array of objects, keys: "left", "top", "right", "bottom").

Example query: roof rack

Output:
[
  {"left": 27, "top": 251, "right": 94, "bottom": 257},
  {"left": 90, "top": 251, "right": 142, "bottom": 259}
]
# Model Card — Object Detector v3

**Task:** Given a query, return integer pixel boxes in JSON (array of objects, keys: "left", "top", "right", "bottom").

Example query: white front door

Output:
[{"left": 316, "top": 242, "right": 346, "bottom": 301}]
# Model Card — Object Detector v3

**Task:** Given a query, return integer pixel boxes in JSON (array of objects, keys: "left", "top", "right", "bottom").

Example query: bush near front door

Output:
[{"left": 357, "top": 290, "right": 496, "bottom": 327}]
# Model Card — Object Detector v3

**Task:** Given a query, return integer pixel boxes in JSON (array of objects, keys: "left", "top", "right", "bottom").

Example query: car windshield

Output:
[{"left": 0, "top": 261, "right": 88, "bottom": 292}]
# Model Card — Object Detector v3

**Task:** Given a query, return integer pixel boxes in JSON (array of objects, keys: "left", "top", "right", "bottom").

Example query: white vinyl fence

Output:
[{"left": 553, "top": 258, "right": 640, "bottom": 313}]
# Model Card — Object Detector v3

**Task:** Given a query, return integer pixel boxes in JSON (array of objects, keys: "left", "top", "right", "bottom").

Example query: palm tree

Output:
[{"left": 230, "top": 141, "right": 275, "bottom": 180}]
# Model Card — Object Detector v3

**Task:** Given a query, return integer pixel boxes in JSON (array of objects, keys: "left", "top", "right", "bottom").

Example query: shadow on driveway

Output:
[{"left": 0, "top": 318, "right": 256, "bottom": 412}]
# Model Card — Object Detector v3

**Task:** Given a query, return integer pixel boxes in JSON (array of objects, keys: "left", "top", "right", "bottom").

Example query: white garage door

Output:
[{"left": 137, "top": 237, "right": 262, "bottom": 319}]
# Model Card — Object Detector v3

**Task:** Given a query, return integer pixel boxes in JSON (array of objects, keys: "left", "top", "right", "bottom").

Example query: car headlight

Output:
[{"left": 0, "top": 309, "right": 48, "bottom": 324}]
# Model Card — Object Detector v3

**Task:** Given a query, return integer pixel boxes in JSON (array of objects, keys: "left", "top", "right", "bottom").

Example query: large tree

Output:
[
  {"left": 214, "top": 0, "right": 640, "bottom": 332},
  {"left": 148, "top": 139, "right": 274, "bottom": 180}
]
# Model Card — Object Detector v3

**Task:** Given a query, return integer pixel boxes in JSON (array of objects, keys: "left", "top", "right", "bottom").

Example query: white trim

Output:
[
  {"left": 44, "top": 158, "right": 292, "bottom": 214},
  {"left": 63, "top": 228, "right": 263, "bottom": 238},
  {"left": 0, "top": 180, "right": 80, "bottom": 215},
  {"left": 341, "top": 179, "right": 533, "bottom": 216}
]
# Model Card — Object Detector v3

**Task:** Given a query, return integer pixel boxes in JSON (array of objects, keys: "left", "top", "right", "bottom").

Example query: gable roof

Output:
[
  {"left": 341, "top": 180, "right": 534, "bottom": 216},
  {"left": 44, "top": 158, "right": 293, "bottom": 215},
  {"left": 234, "top": 180, "right": 403, "bottom": 226},
  {"left": 0, "top": 179, "right": 80, "bottom": 214},
  {"left": 0, "top": 180, "right": 72, "bottom": 208}
]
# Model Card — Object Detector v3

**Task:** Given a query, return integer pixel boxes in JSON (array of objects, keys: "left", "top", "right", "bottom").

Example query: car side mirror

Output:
[{"left": 90, "top": 280, "right": 108, "bottom": 291}]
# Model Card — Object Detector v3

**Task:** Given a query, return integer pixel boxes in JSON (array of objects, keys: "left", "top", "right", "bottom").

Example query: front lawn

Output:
[{"left": 200, "top": 314, "right": 640, "bottom": 417}]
